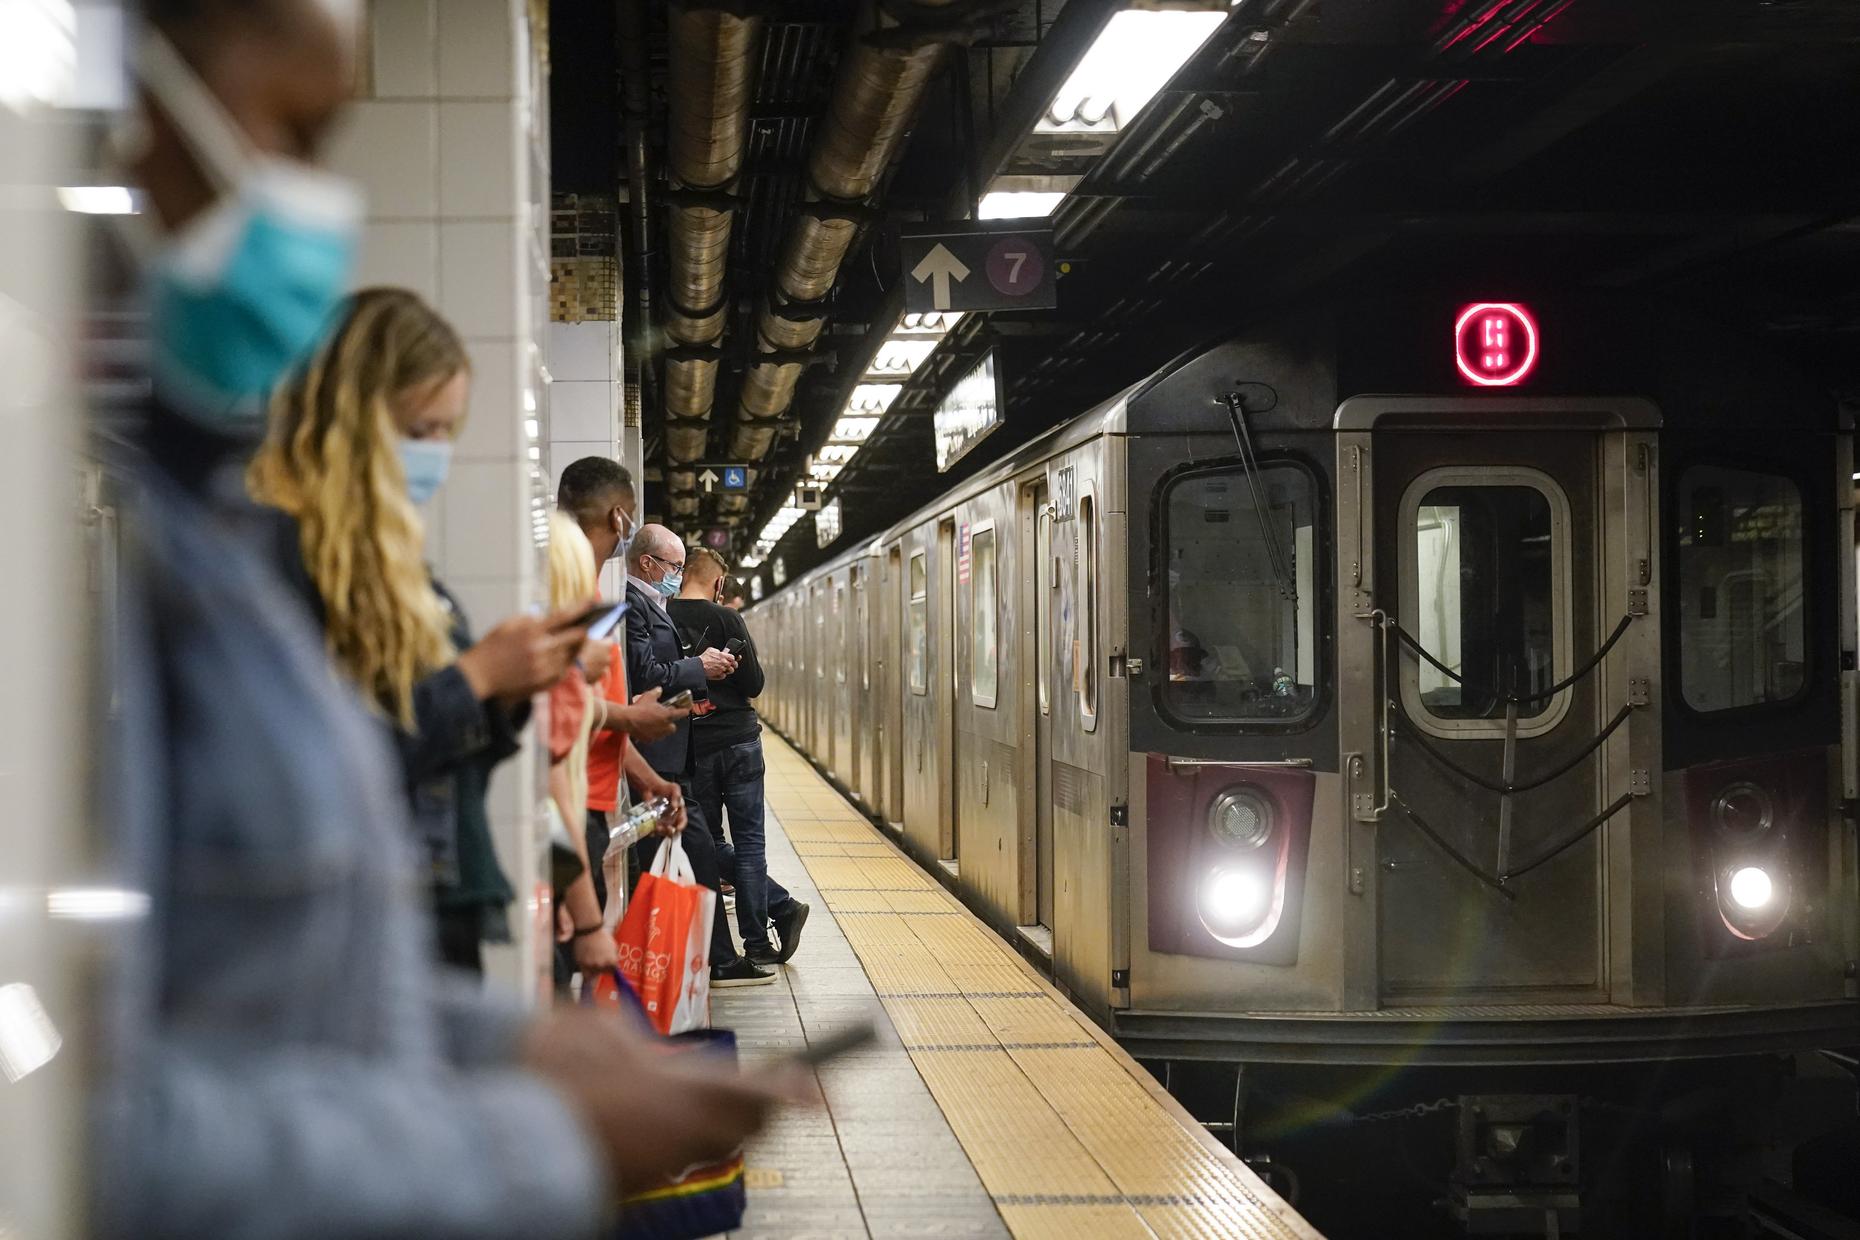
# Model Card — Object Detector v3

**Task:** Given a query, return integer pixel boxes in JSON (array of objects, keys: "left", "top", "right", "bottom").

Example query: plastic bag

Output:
[{"left": 600, "top": 835, "right": 713, "bottom": 1034}]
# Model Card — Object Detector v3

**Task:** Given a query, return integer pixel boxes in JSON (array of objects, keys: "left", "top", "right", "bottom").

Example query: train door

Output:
[
  {"left": 938, "top": 517, "right": 960, "bottom": 865},
  {"left": 1363, "top": 414, "right": 1651, "bottom": 1004},
  {"left": 832, "top": 576, "right": 850, "bottom": 782},
  {"left": 1022, "top": 478, "right": 1056, "bottom": 932},
  {"left": 883, "top": 546, "right": 904, "bottom": 827},
  {"left": 852, "top": 564, "right": 869, "bottom": 804},
  {"left": 810, "top": 581, "right": 826, "bottom": 761}
]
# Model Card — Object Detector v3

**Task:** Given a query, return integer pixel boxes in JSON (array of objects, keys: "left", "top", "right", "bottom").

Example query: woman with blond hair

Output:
[{"left": 251, "top": 287, "right": 673, "bottom": 971}]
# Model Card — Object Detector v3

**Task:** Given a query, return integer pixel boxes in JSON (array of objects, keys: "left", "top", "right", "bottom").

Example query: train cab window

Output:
[
  {"left": 834, "top": 583, "right": 847, "bottom": 683},
  {"left": 1677, "top": 464, "right": 1806, "bottom": 713},
  {"left": 909, "top": 551, "right": 928, "bottom": 695},
  {"left": 1404, "top": 472, "right": 1570, "bottom": 729},
  {"left": 971, "top": 525, "right": 998, "bottom": 707},
  {"left": 1162, "top": 464, "right": 1318, "bottom": 724},
  {"left": 1079, "top": 494, "right": 1098, "bottom": 725}
]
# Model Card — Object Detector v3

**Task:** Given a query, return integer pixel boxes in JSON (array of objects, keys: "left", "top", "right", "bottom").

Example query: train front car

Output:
[{"left": 1116, "top": 293, "right": 1860, "bottom": 1231}]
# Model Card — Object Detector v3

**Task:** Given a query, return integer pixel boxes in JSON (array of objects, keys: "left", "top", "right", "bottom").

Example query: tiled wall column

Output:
[
  {"left": 546, "top": 320, "right": 623, "bottom": 597},
  {"left": 333, "top": 0, "right": 554, "bottom": 996}
]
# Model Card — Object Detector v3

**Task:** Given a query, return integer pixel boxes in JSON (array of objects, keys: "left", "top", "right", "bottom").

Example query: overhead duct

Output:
[
  {"left": 729, "top": 1, "right": 958, "bottom": 461},
  {"left": 661, "top": 3, "right": 761, "bottom": 465}
]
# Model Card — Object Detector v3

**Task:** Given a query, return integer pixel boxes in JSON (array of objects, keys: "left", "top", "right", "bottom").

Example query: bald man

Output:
[{"left": 624, "top": 526, "right": 774, "bottom": 987}]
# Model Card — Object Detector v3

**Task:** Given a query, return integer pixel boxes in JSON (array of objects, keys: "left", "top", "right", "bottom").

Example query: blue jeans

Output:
[{"left": 692, "top": 736, "right": 792, "bottom": 953}]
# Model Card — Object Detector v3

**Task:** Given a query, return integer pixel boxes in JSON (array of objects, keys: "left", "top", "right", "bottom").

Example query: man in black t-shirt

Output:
[{"left": 669, "top": 548, "right": 808, "bottom": 965}]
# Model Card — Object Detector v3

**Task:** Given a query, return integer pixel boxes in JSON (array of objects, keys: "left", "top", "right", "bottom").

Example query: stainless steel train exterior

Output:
[{"left": 749, "top": 292, "right": 1860, "bottom": 1070}]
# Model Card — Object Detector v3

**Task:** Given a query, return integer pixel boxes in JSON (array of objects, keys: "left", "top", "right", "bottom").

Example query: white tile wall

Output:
[
  {"left": 439, "top": 101, "right": 518, "bottom": 218},
  {"left": 440, "top": 221, "right": 520, "bottom": 338},
  {"left": 356, "top": 221, "right": 440, "bottom": 302},
  {"left": 342, "top": 0, "right": 553, "bottom": 1000},
  {"left": 438, "top": 0, "right": 517, "bottom": 99},
  {"left": 548, "top": 381, "right": 612, "bottom": 442},
  {"left": 549, "top": 320, "right": 614, "bottom": 381},
  {"left": 369, "top": 0, "right": 437, "bottom": 98},
  {"left": 328, "top": 101, "right": 437, "bottom": 218},
  {"left": 456, "top": 340, "right": 521, "bottom": 461}
]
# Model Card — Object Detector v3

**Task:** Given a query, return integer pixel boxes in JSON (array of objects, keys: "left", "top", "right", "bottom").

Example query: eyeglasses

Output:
[{"left": 645, "top": 552, "right": 686, "bottom": 572}]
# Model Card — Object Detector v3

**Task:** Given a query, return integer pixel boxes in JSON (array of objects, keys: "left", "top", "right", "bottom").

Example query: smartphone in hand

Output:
[
  {"left": 724, "top": 637, "right": 748, "bottom": 658},
  {"left": 663, "top": 689, "right": 695, "bottom": 710}
]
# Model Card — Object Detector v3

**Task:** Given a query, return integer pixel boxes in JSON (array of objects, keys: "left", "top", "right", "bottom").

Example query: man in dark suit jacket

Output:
[{"left": 624, "top": 524, "right": 774, "bottom": 987}]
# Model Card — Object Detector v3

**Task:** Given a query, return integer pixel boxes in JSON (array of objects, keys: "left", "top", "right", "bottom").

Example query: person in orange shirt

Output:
[{"left": 557, "top": 457, "right": 688, "bottom": 915}]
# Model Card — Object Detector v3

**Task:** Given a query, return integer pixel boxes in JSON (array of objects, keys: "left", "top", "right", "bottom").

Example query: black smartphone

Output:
[
  {"left": 787, "top": 1022, "right": 877, "bottom": 1068},
  {"left": 724, "top": 637, "right": 748, "bottom": 658},
  {"left": 559, "top": 599, "right": 621, "bottom": 629},
  {"left": 664, "top": 689, "right": 695, "bottom": 710}
]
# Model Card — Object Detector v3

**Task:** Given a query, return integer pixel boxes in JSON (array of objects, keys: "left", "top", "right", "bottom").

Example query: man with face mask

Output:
[
  {"left": 94, "top": 2, "right": 799, "bottom": 1233},
  {"left": 622, "top": 524, "right": 773, "bottom": 987}
]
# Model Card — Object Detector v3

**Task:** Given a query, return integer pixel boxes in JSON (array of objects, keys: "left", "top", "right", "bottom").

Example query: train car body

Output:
[{"left": 751, "top": 290, "right": 1860, "bottom": 1073}]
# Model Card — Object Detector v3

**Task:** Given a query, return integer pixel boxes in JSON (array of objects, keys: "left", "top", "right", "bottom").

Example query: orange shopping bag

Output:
[{"left": 601, "top": 835, "right": 715, "bottom": 1035}]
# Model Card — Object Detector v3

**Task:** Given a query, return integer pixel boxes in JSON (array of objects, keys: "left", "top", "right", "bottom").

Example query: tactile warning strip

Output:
[{"left": 762, "top": 734, "right": 1321, "bottom": 1240}]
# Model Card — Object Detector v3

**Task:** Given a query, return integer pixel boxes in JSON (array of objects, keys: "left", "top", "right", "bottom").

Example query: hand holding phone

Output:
[
  {"left": 786, "top": 1022, "right": 877, "bottom": 1069},
  {"left": 663, "top": 689, "right": 695, "bottom": 711},
  {"left": 724, "top": 637, "right": 748, "bottom": 658}
]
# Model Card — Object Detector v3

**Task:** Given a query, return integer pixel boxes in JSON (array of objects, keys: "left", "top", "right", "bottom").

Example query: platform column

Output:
[{"left": 334, "top": 0, "right": 555, "bottom": 997}]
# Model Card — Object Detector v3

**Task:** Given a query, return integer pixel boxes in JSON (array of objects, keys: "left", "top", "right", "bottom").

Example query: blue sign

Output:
[{"left": 722, "top": 466, "right": 747, "bottom": 491}]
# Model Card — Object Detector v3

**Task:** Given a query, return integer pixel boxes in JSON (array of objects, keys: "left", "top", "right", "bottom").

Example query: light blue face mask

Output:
[
  {"left": 138, "top": 33, "right": 361, "bottom": 430},
  {"left": 653, "top": 571, "right": 683, "bottom": 599},
  {"left": 399, "top": 438, "right": 453, "bottom": 506}
]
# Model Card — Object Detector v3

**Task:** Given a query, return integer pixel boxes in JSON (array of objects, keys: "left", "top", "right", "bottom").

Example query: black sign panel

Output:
[{"left": 900, "top": 221, "right": 1057, "bottom": 314}]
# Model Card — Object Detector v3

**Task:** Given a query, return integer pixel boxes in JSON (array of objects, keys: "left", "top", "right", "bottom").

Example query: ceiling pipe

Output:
[
  {"left": 662, "top": 2, "right": 762, "bottom": 465},
  {"left": 728, "top": 0, "right": 961, "bottom": 462},
  {"left": 619, "top": 0, "right": 655, "bottom": 458}
]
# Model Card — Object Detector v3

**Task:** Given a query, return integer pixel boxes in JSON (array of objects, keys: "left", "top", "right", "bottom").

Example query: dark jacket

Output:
[
  {"left": 623, "top": 578, "right": 708, "bottom": 776},
  {"left": 666, "top": 596, "right": 764, "bottom": 753},
  {"left": 263, "top": 510, "right": 522, "bottom": 917}
]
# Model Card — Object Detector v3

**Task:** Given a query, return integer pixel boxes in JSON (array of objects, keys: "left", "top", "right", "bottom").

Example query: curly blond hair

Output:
[{"left": 249, "top": 288, "right": 465, "bottom": 726}]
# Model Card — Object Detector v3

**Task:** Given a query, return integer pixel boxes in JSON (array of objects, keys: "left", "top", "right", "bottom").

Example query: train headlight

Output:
[
  {"left": 1199, "top": 868, "right": 1269, "bottom": 935},
  {"left": 1727, "top": 866, "right": 1774, "bottom": 911},
  {"left": 1711, "top": 782, "right": 1774, "bottom": 836},
  {"left": 1209, "top": 786, "right": 1273, "bottom": 850}
]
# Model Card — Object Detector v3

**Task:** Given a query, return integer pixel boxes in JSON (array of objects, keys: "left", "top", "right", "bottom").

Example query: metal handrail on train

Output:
[{"left": 1357, "top": 608, "right": 1646, "bottom": 891}]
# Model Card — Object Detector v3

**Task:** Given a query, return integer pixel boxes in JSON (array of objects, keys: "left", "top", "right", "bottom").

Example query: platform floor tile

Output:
[{"left": 707, "top": 734, "right": 1320, "bottom": 1240}]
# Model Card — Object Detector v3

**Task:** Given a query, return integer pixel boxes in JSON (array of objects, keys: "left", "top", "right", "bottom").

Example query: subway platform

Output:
[{"left": 712, "top": 733, "right": 1320, "bottom": 1240}]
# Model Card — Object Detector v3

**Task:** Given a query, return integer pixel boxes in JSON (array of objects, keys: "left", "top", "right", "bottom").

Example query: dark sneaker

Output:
[
  {"left": 711, "top": 957, "right": 776, "bottom": 987},
  {"left": 745, "top": 945, "right": 782, "bottom": 968},
  {"left": 770, "top": 901, "right": 810, "bottom": 964}
]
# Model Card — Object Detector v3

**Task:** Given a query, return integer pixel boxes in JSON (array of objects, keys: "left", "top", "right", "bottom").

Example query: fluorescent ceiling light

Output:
[
  {"left": 870, "top": 338, "right": 938, "bottom": 377},
  {"left": 0, "top": 0, "right": 76, "bottom": 114},
  {"left": 57, "top": 185, "right": 135, "bottom": 214},
  {"left": 849, "top": 383, "right": 902, "bottom": 414},
  {"left": 1039, "top": 7, "right": 1229, "bottom": 135},
  {"left": 809, "top": 461, "right": 842, "bottom": 481},
  {"left": 978, "top": 190, "right": 1066, "bottom": 219},
  {"left": 830, "top": 416, "right": 880, "bottom": 443},
  {"left": 818, "top": 444, "right": 859, "bottom": 464},
  {"left": 897, "top": 312, "right": 963, "bottom": 334}
]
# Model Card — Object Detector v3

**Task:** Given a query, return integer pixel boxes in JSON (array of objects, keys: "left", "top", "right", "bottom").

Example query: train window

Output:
[
  {"left": 1162, "top": 464, "right": 1317, "bottom": 724},
  {"left": 909, "top": 550, "right": 928, "bottom": 695},
  {"left": 1404, "top": 471, "right": 1570, "bottom": 731},
  {"left": 835, "top": 584, "right": 847, "bottom": 683},
  {"left": 1677, "top": 465, "right": 1806, "bottom": 713},
  {"left": 972, "top": 525, "right": 999, "bottom": 707}
]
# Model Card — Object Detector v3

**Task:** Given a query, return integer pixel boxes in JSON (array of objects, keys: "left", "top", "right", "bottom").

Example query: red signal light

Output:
[{"left": 1455, "top": 302, "right": 1539, "bottom": 387}]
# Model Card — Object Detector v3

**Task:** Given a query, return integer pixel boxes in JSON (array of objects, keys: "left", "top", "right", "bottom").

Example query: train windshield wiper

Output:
[{"left": 1219, "top": 391, "right": 1297, "bottom": 601}]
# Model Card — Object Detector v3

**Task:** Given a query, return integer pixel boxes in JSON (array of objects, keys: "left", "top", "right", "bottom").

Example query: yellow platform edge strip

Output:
[{"left": 761, "top": 733, "right": 1322, "bottom": 1240}]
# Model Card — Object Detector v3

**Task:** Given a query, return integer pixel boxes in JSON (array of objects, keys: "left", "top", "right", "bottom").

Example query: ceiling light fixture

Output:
[{"left": 1037, "top": 5, "right": 1231, "bottom": 136}]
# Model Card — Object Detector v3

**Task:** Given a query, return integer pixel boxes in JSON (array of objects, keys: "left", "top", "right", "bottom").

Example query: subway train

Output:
[{"left": 747, "top": 289, "right": 1860, "bottom": 1224}]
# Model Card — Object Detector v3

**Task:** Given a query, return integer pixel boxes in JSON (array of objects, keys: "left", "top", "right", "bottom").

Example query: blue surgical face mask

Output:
[
  {"left": 653, "top": 571, "right": 683, "bottom": 599},
  {"left": 399, "top": 438, "right": 453, "bottom": 506},
  {"left": 137, "top": 33, "right": 361, "bottom": 430}
]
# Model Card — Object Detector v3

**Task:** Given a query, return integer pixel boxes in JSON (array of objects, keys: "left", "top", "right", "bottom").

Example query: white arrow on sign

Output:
[
  {"left": 910, "top": 242, "right": 971, "bottom": 310},
  {"left": 698, "top": 468, "right": 719, "bottom": 493}
]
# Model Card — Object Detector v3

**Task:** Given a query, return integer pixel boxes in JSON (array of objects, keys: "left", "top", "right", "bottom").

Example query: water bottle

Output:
[{"left": 607, "top": 795, "right": 672, "bottom": 852}]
